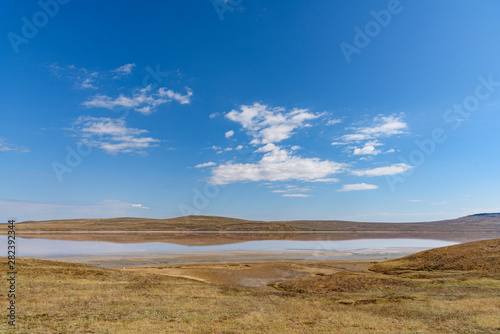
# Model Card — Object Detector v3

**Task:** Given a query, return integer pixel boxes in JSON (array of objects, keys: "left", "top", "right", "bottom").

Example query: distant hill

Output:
[
  {"left": 2, "top": 213, "right": 500, "bottom": 232},
  {"left": 370, "top": 238, "right": 500, "bottom": 273}
]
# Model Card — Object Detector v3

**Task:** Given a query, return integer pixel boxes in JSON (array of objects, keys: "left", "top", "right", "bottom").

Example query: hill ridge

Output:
[{"left": 2, "top": 213, "right": 500, "bottom": 232}]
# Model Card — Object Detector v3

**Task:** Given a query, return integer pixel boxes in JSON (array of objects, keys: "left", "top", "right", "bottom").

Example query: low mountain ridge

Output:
[{"left": 3, "top": 213, "right": 500, "bottom": 232}]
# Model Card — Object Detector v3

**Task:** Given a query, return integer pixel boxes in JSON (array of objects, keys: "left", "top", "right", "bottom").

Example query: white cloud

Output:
[
  {"left": 338, "top": 183, "right": 378, "bottom": 192},
  {"left": 343, "top": 115, "right": 408, "bottom": 142},
  {"left": 131, "top": 203, "right": 149, "bottom": 209},
  {"left": 327, "top": 119, "right": 342, "bottom": 125},
  {"left": 0, "top": 138, "right": 29, "bottom": 153},
  {"left": 271, "top": 185, "right": 312, "bottom": 197},
  {"left": 205, "top": 105, "right": 410, "bottom": 193},
  {"left": 82, "top": 85, "right": 193, "bottom": 114},
  {"left": 209, "top": 112, "right": 220, "bottom": 119},
  {"left": 225, "top": 103, "right": 320, "bottom": 144},
  {"left": 341, "top": 134, "right": 371, "bottom": 142},
  {"left": 160, "top": 87, "right": 193, "bottom": 104},
  {"left": 112, "top": 63, "right": 136, "bottom": 77},
  {"left": 195, "top": 162, "right": 217, "bottom": 168},
  {"left": 70, "top": 116, "right": 160, "bottom": 155},
  {"left": 80, "top": 75, "right": 98, "bottom": 89},
  {"left": 255, "top": 143, "right": 279, "bottom": 153},
  {"left": 351, "top": 163, "right": 412, "bottom": 176},
  {"left": 209, "top": 146, "right": 345, "bottom": 185},
  {"left": 235, "top": 145, "right": 244, "bottom": 150},
  {"left": 307, "top": 178, "right": 339, "bottom": 183},
  {"left": 353, "top": 141, "right": 383, "bottom": 156},
  {"left": 335, "top": 115, "right": 408, "bottom": 157},
  {"left": 410, "top": 199, "right": 423, "bottom": 203},
  {"left": 205, "top": 103, "right": 347, "bottom": 186}
]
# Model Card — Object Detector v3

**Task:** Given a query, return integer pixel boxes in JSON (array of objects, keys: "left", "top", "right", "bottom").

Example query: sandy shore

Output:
[
  {"left": 31, "top": 249, "right": 394, "bottom": 288},
  {"left": 20, "top": 247, "right": 428, "bottom": 288},
  {"left": 29, "top": 247, "right": 426, "bottom": 268}
]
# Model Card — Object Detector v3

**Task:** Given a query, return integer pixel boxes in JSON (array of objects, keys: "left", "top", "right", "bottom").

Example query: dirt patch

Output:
[{"left": 124, "top": 261, "right": 373, "bottom": 288}]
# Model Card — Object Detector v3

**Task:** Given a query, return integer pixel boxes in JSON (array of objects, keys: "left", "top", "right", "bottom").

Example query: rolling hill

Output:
[{"left": 3, "top": 213, "right": 500, "bottom": 232}]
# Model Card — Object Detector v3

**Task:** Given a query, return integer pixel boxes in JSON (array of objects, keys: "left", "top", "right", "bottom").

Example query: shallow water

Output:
[{"left": 0, "top": 236, "right": 456, "bottom": 257}]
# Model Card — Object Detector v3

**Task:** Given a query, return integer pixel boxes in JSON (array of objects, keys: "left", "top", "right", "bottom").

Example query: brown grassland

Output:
[
  {"left": 4, "top": 213, "right": 500, "bottom": 232},
  {"left": 1, "top": 239, "right": 500, "bottom": 333}
]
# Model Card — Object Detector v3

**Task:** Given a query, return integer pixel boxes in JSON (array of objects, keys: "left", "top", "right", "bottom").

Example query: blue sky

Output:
[{"left": 1, "top": 0, "right": 500, "bottom": 223}]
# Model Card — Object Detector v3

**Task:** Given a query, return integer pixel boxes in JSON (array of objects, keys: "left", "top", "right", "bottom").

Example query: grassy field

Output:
[
  {"left": 1, "top": 239, "right": 500, "bottom": 333},
  {"left": 2, "top": 213, "right": 500, "bottom": 233}
]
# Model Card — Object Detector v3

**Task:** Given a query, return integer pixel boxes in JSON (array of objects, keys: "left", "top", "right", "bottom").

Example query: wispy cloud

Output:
[
  {"left": 112, "top": 63, "right": 136, "bottom": 78},
  {"left": 341, "top": 115, "right": 408, "bottom": 142},
  {"left": 338, "top": 183, "right": 378, "bottom": 192},
  {"left": 327, "top": 118, "right": 342, "bottom": 126},
  {"left": 70, "top": 116, "right": 161, "bottom": 155},
  {"left": 82, "top": 86, "right": 193, "bottom": 114},
  {"left": 307, "top": 178, "right": 339, "bottom": 183},
  {"left": 131, "top": 203, "right": 149, "bottom": 209},
  {"left": 333, "top": 115, "right": 408, "bottom": 157},
  {"left": 271, "top": 185, "right": 311, "bottom": 197},
  {"left": 351, "top": 163, "right": 412, "bottom": 176},
  {"left": 49, "top": 64, "right": 99, "bottom": 89},
  {"left": 195, "top": 162, "right": 217, "bottom": 168},
  {"left": 49, "top": 63, "right": 137, "bottom": 89},
  {"left": 0, "top": 137, "right": 29, "bottom": 153},
  {"left": 225, "top": 130, "right": 234, "bottom": 138}
]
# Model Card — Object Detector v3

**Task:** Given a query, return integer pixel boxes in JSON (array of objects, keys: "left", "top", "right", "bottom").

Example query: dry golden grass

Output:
[
  {"left": 370, "top": 238, "right": 500, "bottom": 274},
  {"left": 1, "top": 248, "right": 500, "bottom": 333},
  {"left": 273, "top": 271, "right": 412, "bottom": 294}
]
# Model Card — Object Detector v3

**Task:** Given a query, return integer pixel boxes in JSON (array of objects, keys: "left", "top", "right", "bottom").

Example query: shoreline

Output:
[{"left": 24, "top": 247, "right": 428, "bottom": 268}]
